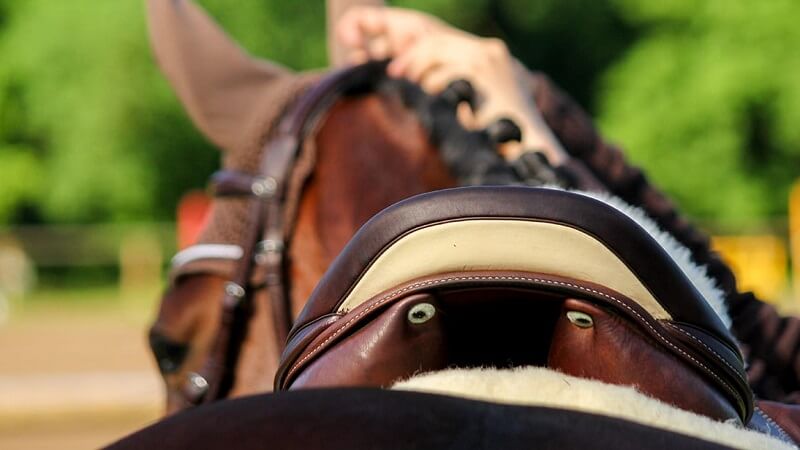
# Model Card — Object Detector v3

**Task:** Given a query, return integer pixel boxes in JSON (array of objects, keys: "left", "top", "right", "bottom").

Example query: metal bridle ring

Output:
[
  {"left": 251, "top": 177, "right": 277, "bottom": 197},
  {"left": 185, "top": 372, "right": 209, "bottom": 399},
  {"left": 225, "top": 282, "right": 246, "bottom": 298}
]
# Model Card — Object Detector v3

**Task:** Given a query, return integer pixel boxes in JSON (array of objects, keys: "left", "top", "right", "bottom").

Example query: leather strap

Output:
[
  {"left": 252, "top": 60, "right": 393, "bottom": 347},
  {"left": 194, "top": 61, "right": 392, "bottom": 404},
  {"left": 207, "top": 171, "right": 265, "bottom": 197}
]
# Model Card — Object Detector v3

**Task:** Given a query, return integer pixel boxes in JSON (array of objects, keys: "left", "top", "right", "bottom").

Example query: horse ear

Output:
[{"left": 146, "top": 0, "right": 292, "bottom": 151}]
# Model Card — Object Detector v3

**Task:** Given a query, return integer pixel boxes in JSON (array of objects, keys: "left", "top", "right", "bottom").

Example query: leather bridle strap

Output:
[
  {"left": 259, "top": 61, "right": 393, "bottom": 337},
  {"left": 198, "top": 61, "right": 391, "bottom": 404}
]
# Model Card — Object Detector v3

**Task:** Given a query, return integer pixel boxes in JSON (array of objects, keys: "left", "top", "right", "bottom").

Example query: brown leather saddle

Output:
[{"left": 275, "top": 186, "right": 754, "bottom": 426}]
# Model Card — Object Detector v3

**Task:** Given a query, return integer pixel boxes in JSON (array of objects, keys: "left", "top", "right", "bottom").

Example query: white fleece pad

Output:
[{"left": 393, "top": 367, "right": 792, "bottom": 450}]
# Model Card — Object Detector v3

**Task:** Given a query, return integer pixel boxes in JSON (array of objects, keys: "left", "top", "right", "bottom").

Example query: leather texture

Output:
[
  {"left": 334, "top": 218, "right": 672, "bottom": 319},
  {"left": 279, "top": 186, "right": 752, "bottom": 421},
  {"left": 291, "top": 294, "right": 446, "bottom": 388},
  {"left": 278, "top": 271, "right": 750, "bottom": 425},
  {"left": 548, "top": 298, "right": 740, "bottom": 422},
  {"left": 292, "top": 187, "right": 737, "bottom": 354}
]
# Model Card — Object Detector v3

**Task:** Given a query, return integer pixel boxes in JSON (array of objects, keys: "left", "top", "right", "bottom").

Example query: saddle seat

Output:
[{"left": 275, "top": 186, "right": 753, "bottom": 425}]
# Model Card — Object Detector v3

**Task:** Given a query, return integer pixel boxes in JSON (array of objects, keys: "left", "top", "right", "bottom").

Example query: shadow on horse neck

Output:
[{"left": 151, "top": 79, "right": 457, "bottom": 414}]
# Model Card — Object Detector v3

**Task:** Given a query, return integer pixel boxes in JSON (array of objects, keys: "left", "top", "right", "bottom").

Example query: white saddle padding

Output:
[{"left": 392, "top": 367, "right": 792, "bottom": 450}]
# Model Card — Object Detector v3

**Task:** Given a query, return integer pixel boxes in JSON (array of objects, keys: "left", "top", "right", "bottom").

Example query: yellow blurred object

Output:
[
  {"left": 712, "top": 235, "right": 787, "bottom": 303},
  {"left": 790, "top": 180, "right": 800, "bottom": 302}
]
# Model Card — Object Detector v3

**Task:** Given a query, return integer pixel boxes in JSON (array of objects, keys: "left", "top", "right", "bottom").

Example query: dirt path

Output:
[{"left": 0, "top": 297, "right": 163, "bottom": 449}]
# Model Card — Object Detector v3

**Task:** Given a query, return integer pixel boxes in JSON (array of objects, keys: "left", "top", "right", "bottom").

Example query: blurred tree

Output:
[
  {"left": 395, "top": 0, "right": 637, "bottom": 109},
  {"left": 598, "top": 0, "right": 800, "bottom": 225},
  {"left": 0, "top": 0, "right": 329, "bottom": 224},
  {"left": 0, "top": 0, "right": 629, "bottom": 225},
  {"left": 0, "top": 0, "right": 216, "bottom": 223},
  {"left": 0, "top": 0, "right": 795, "bottom": 227}
]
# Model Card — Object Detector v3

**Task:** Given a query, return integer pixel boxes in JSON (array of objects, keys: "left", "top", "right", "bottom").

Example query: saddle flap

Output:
[{"left": 548, "top": 298, "right": 740, "bottom": 420}]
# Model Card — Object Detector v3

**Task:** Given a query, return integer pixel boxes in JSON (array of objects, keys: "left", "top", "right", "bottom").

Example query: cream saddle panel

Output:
[{"left": 338, "top": 219, "right": 669, "bottom": 320}]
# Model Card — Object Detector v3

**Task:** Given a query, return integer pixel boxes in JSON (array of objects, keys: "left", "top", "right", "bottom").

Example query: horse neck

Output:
[{"left": 288, "top": 90, "right": 456, "bottom": 312}]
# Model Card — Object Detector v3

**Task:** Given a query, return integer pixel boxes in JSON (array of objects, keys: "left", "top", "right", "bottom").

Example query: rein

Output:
[{"left": 190, "top": 61, "right": 394, "bottom": 404}]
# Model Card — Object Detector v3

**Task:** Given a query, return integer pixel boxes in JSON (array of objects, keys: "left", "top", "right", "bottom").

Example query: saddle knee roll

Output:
[
  {"left": 548, "top": 298, "right": 740, "bottom": 423},
  {"left": 289, "top": 293, "right": 448, "bottom": 389}
]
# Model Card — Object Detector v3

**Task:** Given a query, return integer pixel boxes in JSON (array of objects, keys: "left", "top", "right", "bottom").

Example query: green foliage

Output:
[
  {"left": 195, "top": 0, "right": 327, "bottom": 70},
  {"left": 0, "top": 0, "right": 211, "bottom": 223},
  {"left": 598, "top": 0, "right": 800, "bottom": 224},
  {"left": 0, "top": 145, "right": 41, "bottom": 222},
  {"left": 395, "top": 0, "right": 637, "bottom": 108},
  {"left": 492, "top": 0, "right": 638, "bottom": 109},
  {"left": 0, "top": 0, "right": 326, "bottom": 224},
  {"left": 0, "top": 0, "right": 796, "bottom": 227}
]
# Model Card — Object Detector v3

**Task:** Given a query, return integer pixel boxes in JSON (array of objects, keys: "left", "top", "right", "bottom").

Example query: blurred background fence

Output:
[
  {"left": 0, "top": 223, "right": 174, "bottom": 449},
  {"left": 0, "top": 223, "right": 174, "bottom": 296}
]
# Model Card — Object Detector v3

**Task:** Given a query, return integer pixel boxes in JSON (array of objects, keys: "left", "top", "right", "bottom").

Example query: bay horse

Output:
[
  {"left": 143, "top": 0, "right": 565, "bottom": 414},
  {"left": 143, "top": 1, "right": 786, "bottom": 430},
  {"left": 145, "top": 0, "right": 571, "bottom": 414},
  {"left": 143, "top": 0, "right": 467, "bottom": 413},
  {"left": 146, "top": 57, "right": 540, "bottom": 412},
  {"left": 129, "top": 3, "right": 800, "bottom": 446}
]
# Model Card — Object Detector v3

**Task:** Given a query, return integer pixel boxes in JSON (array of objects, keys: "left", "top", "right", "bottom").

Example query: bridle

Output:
[
  {"left": 185, "top": 61, "right": 401, "bottom": 404},
  {"left": 180, "top": 60, "right": 604, "bottom": 405}
]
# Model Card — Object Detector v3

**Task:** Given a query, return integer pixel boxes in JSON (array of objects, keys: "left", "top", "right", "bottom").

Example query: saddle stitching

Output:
[
  {"left": 665, "top": 322, "right": 746, "bottom": 384},
  {"left": 285, "top": 274, "right": 744, "bottom": 413}
]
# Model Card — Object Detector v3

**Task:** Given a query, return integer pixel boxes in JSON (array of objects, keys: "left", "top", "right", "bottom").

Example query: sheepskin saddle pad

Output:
[
  {"left": 393, "top": 367, "right": 794, "bottom": 450},
  {"left": 275, "top": 186, "right": 752, "bottom": 426}
]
